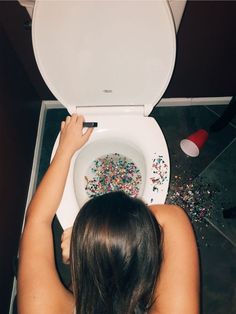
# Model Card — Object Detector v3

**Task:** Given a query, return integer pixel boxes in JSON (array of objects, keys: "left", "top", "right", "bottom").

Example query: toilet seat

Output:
[
  {"left": 32, "top": 0, "right": 176, "bottom": 229},
  {"left": 32, "top": 0, "right": 176, "bottom": 115},
  {"left": 51, "top": 112, "right": 170, "bottom": 230}
]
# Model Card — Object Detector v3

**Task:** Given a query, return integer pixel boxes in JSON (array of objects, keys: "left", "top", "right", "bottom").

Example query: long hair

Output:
[{"left": 70, "top": 191, "right": 162, "bottom": 314}]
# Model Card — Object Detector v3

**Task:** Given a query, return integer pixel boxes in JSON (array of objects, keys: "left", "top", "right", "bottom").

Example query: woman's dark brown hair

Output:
[{"left": 70, "top": 191, "right": 162, "bottom": 314}]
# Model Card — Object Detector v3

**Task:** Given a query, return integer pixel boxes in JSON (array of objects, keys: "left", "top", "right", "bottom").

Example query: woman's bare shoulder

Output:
[
  {"left": 149, "top": 204, "right": 200, "bottom": 314},
  {"left": 149, "top": 203, "right": 189, "bottom": 228}
]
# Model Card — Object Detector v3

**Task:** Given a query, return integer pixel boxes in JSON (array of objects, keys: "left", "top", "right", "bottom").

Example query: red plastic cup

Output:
[{"left": 180, "top": 129, "right": 209, "bottom": 157}]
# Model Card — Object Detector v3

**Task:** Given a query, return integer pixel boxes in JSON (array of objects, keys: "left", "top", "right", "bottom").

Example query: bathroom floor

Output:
[{"left": 35, "top": 104, "right": 236, "bottom": 314}]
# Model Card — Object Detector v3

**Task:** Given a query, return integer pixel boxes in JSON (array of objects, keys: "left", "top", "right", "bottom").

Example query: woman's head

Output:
[{"left": 70, "top": 191, "right": 162, "bottom": 314}]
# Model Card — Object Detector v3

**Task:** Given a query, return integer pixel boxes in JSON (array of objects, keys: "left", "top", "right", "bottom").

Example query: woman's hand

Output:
[
  {"left": 57, "top": 114, "right": 93, "bottom": 158},
  {"left": 61, "top": 227, "right": 73, "bottom": 264}
]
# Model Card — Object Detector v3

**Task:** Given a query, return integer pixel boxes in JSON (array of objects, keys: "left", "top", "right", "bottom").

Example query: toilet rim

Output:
[
  {"left": 56, "top": 147, "right": 169, "bottom": 230},
  {"left": 53, "top": 117, "right": 170, "bottom": 230}
]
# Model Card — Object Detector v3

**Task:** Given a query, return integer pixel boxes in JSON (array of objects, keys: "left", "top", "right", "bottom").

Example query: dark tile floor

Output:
[{"left": 36, "top": 104, "right": 236, "bottom": 314}]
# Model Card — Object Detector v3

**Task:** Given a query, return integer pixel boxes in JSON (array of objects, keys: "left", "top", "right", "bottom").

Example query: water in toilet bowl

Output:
[{"left": 84, "top": 153, "right": 142, "bottom": 198}]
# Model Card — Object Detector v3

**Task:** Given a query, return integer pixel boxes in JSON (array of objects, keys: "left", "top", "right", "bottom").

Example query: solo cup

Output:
[{"left": 180, "top": 129, "right": 209, "bottom": 157}]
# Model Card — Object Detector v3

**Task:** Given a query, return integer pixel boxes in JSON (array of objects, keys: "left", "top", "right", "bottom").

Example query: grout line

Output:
[
  {"left": 204, "top": 217, "right": 236, "bottom": 247},
  {"left": 205, "top": 105, "right": 224, "bottom": 118},
  {"left": 197, "top": 137, "right": 236, "bottom": 178},
  {"left": 205, "top": 105, "right": 236, "bottom": 129}
]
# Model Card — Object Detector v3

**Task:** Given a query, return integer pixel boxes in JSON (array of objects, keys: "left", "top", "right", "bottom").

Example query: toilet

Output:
[{"left": 32, "top": 0, "right": 178, "bottom": 230}]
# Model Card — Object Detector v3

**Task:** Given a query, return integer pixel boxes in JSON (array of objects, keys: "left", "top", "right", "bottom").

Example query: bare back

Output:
[{"left": 150, "top": 204, "right": 200, "bottom": 314}]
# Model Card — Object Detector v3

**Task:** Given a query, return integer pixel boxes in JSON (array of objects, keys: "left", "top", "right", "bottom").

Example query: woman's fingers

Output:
[
  {"left": 61, "top": 121, "right": 65, "bottom": 131},
  {"left": 61, "top": 241, "right": 70, "bottom": 264},
  {"left": 58, "top": 114, "right": 93, "bottom": 156},
  {"left": 70, "top": 113, "right": 78, "bottom": 123},
  {"left": 65, "top": 115, "right": 71, "bottom": 125},
  {"left": 83, "top": 127, "right": 94, "bottom": 142},
  {"left": 61, "top": 227, "right": 73, "bottom": 264},
  {"left": 61, "top": 227, "right": 72, "bottom": 240},
  {"left": 76, "top": 114, "right": 84, "bottom": 128}
]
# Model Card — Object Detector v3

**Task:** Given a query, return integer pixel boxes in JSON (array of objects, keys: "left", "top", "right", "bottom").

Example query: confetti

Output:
[
  {"left": 150, "top": 154, "right": 168, "bottom": 193},
  {"left": 84, "top": 153, "right": 142, "bottom": 198},
  {"left": 167, "top": 175, "right": 219, "bottom": 223}
]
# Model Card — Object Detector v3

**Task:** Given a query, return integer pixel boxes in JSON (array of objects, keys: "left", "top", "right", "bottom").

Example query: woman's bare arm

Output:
[
  {"left": 17, "top": 114, "right": 93, "bottom": 314},
  {"left": 150, "top": 204, "right": 200, "bottom": 314}
]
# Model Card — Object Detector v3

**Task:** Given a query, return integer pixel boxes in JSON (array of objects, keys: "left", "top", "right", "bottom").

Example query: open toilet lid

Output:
[{"left": 32, "top": 0, "right": 176, "bottom": 113}]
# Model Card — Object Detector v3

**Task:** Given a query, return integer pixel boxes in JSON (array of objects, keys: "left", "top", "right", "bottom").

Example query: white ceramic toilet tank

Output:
[{"left": 31, "top": 0, "right": 186, "bottom": 229}]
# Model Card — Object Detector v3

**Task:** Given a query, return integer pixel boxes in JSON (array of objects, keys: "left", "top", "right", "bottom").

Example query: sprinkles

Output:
[{"left": 85, "top": 153, "right": 142, "bottom": 198}]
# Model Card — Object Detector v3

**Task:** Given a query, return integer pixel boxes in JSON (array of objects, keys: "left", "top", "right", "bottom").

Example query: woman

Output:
[{"left": 17, "top": 114, "right": 200, "bottom": 314}]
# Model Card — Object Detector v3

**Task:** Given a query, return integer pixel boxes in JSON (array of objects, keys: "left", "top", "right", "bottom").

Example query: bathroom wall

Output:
[
  {"left": 165, "top": 0, "right": 236, "bottom": 98},
  {"left": 13, "top": 0, "right": 236, "bottom": 100},
  {"left": 2, "top": 1, "right": 236, "bottom": 101},
  {"left": 0, "top": 3, "right": 42, "bottom": 313}
]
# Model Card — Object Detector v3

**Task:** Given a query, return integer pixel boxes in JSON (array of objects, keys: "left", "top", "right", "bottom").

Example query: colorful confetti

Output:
[
  {"left": 150, "top": 154, "right": 168, "bottom": 193},
  {"left": 167, "top": 175, "right": 219, "bottom": 223},
  {"left": 85, "top": 153, "right": 142, "bottom": 198}
]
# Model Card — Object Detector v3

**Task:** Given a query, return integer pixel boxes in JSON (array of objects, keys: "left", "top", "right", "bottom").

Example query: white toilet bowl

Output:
[
  {"left": 32, "top": 0, "right": 179, "bottom": 229},
  {"left": 51, "top": 112, "right": 169, "bottom": 229}
]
